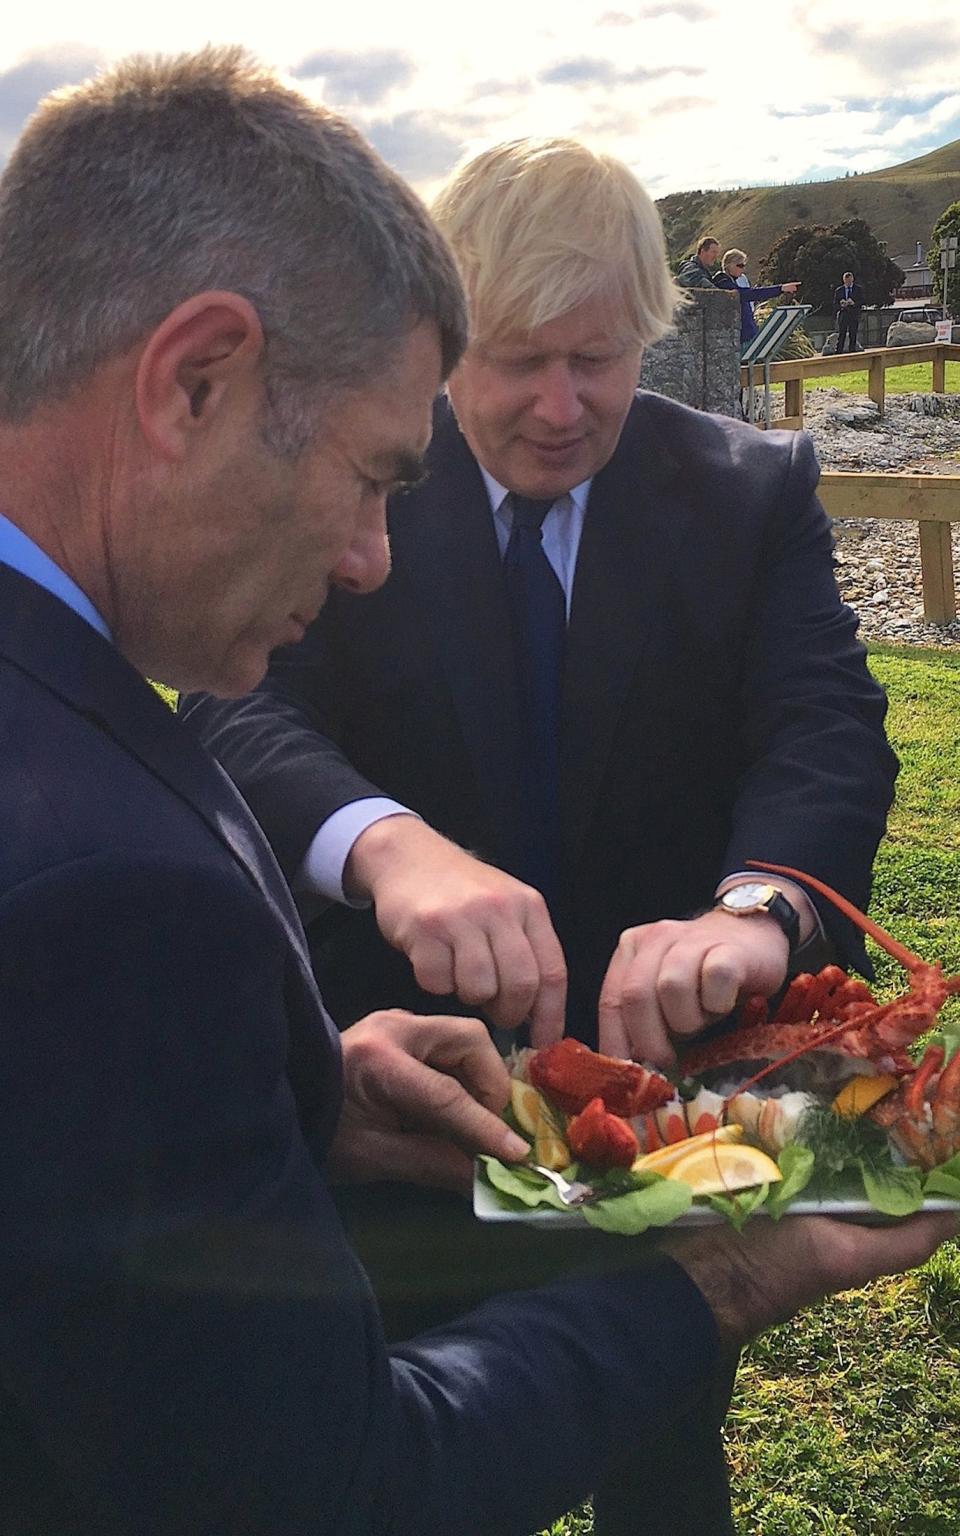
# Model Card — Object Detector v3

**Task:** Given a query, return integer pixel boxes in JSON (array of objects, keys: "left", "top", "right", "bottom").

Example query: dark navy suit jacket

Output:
[
  {"left": 0, "top": 562, "right": 717, "bottom": 1534},
  {"left": 833, "top": 283, "right": 866, "bottom": 317},
  {"left": 185, "top": 392, "right": 897, "bottom": 1037}
]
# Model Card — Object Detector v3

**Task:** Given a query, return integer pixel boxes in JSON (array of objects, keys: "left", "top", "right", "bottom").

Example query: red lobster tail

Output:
[{"left": 746, "top": 859, "right": 923, "bottom": 971}]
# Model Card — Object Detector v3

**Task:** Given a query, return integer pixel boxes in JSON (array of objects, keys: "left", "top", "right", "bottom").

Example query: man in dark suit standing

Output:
[
  {"left": 185, "top": 140, "right": 900, "bottom": 1534},
  {"left": 5, "top": 50, "right": 948, "bottom": 1536},
  {"left": 834, "top": 270, "right": 866, "bottom": 351},
  {"left": 188, "top": 141, "right": 895, "bottom": 1068}
]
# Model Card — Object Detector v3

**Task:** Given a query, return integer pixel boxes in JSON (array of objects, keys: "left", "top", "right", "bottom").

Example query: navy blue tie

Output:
[{"left": 503, "top": 494, "right": 565, "bottom": 906}]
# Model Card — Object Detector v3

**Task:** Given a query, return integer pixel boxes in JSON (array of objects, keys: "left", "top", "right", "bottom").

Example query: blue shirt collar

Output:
[{"left": 0, "top": 512, "right": 111, "bottom": 641}]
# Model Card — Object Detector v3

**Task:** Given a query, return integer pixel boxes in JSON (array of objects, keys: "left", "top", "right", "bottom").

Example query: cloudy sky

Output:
[{"left": 1, "top": 0, "right": 958, "bottom": 201}]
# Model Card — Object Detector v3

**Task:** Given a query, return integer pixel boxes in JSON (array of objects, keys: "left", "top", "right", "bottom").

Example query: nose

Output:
[
  {"left": 331, "top": 524, "right": 391, "bottom": 596},
  {"left": 532, "top": 361, "right": 583, "bottom": 432}
]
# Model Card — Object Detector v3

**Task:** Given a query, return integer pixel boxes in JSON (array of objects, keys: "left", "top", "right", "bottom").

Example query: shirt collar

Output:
[
  {"left": 478, "top": 465, "right": 592, "bottom": 518},
  {"left": 0, "top": 513, "right": 112, "bottom": 641}
]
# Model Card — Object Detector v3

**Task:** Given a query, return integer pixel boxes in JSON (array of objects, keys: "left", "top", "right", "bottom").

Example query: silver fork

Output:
[{"left": 527, "top": 1163, "right": 600, "bottom": 1207}]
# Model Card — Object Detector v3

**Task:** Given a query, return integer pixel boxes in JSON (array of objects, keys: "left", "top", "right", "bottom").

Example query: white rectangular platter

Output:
[{"left": 473, "top": 1167, "right": 960, "bottom": 1229}]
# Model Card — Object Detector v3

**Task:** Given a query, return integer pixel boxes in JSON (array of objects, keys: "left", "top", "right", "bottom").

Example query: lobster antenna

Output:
[{"left": 746, "top": 859, "right": 923, "bottom": 970}]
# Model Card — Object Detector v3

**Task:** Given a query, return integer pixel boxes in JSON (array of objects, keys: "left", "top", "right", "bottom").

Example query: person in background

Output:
[
  {"left": 834, "top": 270, "right": 866, "bottom": 352},
  {"left": 713, "top": 247, "right": 800, "bottom": 351},
  {"left": 184, "top": 137, "right": 901, "bottom": 1534},
  {"left": 676, "top": 233, "right": 721, "bottom": 287}
]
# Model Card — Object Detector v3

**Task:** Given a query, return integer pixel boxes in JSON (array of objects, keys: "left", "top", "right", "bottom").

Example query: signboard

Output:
[{"left": 935, "top": 319, "right": 954, "bottom": 342}]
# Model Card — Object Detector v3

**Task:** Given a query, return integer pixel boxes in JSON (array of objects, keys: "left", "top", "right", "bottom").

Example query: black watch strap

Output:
[{"left": 763, "top": 889, "right": 801, "bottom": 951}]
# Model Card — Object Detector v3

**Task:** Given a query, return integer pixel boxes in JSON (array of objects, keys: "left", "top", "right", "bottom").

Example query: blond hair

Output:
[
  {"left": 0, "top": 47, "right": 466, "bottom": 449},
  {"left": 431, "top": 138, "right": 677, "bottom": 347},
  {"left": 722, "top": 248, "right": 747, "bottom": 273}
]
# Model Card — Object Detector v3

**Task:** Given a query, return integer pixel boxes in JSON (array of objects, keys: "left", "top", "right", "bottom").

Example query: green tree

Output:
[
  {"left": 760, "top": 217, "right": 904, "bottom": 314},
  {"left": 929, "top": 200, "right": 960, "bottom": 317}
]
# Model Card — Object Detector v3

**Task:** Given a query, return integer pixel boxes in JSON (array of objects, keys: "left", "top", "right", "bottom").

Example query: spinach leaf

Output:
[
  {"left": 923, "top": 1153, "right": 960, "bottom": 1202},
  {"left": 479, "top": 1157, "right": 566, "bottom": 1210},
  {"left": 706, "top": 1183, "right": 769, "bottom": 1231},
  {"left": 859, "top": 1159, "right": 925, "bottom": 1216},
  {"left": 766, "top": 1144, "right": 816, "bottom": 1220},
  {"left": 583, "top": 1177, "right": 693, "bottom": 1235}
]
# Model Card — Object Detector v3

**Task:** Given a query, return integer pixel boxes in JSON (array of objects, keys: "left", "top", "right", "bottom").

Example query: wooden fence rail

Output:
[
  {"left": 818, "top": 473, "right": 960, "bottom": 625},
  {"left": 741, "top": 343, "right": 960, "bottom": 431}
]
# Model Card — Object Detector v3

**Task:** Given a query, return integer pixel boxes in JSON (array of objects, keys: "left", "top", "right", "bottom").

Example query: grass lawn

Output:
[
  {"left": 546, "top": 644, "right": 960, "bottom": 1536},
  {"left": 800, "top": 361, "right": 960, "bottom": 397}
]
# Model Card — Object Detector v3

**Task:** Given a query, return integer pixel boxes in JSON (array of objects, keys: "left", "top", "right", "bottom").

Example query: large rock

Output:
[
  {"left": 822, "top": 400, "right": 880, "bottom": 428},
  {"left": 641, "top": 290, "right": 740, "bottom": 416},
  {"left": 903, "top": 393, "right": 960, "bottom": 418},
  {"left": 820, "top": 333, "right": 864, "bottom": 356},
  {"left": 886, "top": 320, "right": 936, "bottom": 346}
]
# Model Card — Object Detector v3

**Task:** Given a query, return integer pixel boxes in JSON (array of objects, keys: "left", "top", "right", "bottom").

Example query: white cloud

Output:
[{"left": 0, "top": 0, "right": 956, "bottom": 196}]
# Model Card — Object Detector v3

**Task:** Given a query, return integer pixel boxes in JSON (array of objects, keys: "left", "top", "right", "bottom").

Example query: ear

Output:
[{"left": 134, "top": 291, "right": 265, "bottom": 461}]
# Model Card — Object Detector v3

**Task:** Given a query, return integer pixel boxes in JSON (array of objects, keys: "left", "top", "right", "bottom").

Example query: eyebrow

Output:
[{"left": 370, "top": 449, "right": 429, "bottom": 487}]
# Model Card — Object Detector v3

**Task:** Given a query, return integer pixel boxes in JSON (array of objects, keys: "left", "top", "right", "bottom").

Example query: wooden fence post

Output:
[
  {"left": 933, "top": 350, "right": 946, "bottom": 394},
  {"left": 919, "top": 522, "right": 957, "bottom": 623},
  {"left": 784, "top": 376, "right": 803, "bottom": 426},
  {"left": 868, "top": 354, "right": 885, "bottom": 416}
]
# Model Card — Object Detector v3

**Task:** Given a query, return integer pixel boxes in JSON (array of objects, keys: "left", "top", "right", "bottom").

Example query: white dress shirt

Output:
[{"left": 296, "top": 475, "right": 591, "bottom": 902}]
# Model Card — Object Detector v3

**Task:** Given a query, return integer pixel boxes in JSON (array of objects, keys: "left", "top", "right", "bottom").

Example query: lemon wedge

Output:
[
  {"left": 664, "top": 1141, "right": 782, "bottom": 1196},
  {"left": 831, "top": 1074, "right": 898, "bottom": 1119},
  {"left": 509, "top": 1080, "right": 569, "bottom": 1170},
  {"left": 510, "top": 1079, "right": 552, "bottom": 1137},
  {"left": 631, "top": 1124, "right": 743, "bottom": 1177},
  {"left": 533, "top": 1111, "right": 570, "bottom": 1171}
]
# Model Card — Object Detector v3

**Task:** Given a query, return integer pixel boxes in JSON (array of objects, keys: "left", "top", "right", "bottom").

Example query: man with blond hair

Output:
[
  {"left": 3, "top": 53, "right": 948, "bottom": 1536},
  {"left": 186, "top": 138, "right": 898, "bottom": 1532}
]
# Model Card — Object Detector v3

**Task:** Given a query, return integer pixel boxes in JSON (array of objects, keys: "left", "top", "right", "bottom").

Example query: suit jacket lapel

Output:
[
  {"left": 561, "top": 394, "right": 687, "bottom": 868},
  {"left": 0, "top": 564, "right": 314, "bottom": 978},
  {"left": 394, "top": 401, "right": 527, "bottom": 871}
]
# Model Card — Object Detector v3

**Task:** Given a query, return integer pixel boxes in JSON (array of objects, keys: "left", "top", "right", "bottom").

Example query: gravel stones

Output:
[{"left": 774, "top": 389, "right": 960, "bottom": 648}]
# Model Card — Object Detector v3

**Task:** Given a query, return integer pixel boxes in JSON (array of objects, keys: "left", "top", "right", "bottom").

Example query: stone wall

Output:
[{"left": 640, "top": 289, "right": 740, "bottom": 416}]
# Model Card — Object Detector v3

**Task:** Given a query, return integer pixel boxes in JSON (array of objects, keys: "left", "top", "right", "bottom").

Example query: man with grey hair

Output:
[
  {"left": 186, "top": 136, "right": 900, "bottom": 1533},
  {"left": 3, "top": 54, "right": 947, "bottom": 1536}
]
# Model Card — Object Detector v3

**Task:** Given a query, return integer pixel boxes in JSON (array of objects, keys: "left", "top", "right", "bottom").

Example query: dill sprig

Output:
[{"left": 796, "top": 1103, "right": 896, "bottom": 1192}]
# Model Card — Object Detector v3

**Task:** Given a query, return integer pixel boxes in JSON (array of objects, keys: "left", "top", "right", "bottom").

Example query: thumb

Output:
[{"left": 388, "top": 1052, "right": 530, "bottom": 1162}]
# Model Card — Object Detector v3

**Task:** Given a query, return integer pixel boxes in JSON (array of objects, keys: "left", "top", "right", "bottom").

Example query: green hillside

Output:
[{"left": 657, "top": 137, "right": 960, "bottom": 273}]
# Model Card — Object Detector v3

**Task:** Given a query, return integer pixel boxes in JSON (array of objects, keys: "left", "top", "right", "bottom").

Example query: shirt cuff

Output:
[{"left": 296, "top": 800, "right": 419, "bottom": 905}]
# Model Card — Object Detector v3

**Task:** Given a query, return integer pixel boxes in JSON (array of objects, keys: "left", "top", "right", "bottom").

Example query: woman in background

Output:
[{"left": 714, "top": 248, "right": 800, "bottom": 351}]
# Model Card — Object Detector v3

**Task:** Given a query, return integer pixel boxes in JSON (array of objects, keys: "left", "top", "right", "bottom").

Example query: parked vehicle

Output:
[{"left": 896, "top": 307, "right": 942, "bottom": 326}]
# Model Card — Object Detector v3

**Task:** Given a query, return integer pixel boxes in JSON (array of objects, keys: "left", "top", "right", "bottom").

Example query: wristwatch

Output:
[{"left": 715, "top": 881, "right": 800, "bottom": 951}]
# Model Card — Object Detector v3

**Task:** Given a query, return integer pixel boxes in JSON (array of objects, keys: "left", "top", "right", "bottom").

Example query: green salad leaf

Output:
[
  {"left": 922, "top": 1152, "right": 960, "bottom": 1202},
  {"left": 479, "top": 1157, "right": 567, "bottom": 1210},
  {"left": 582, "top": 1175, "right": 693, "bottom": 1235},
  {"left": 859, "top": 1160, "right": 925, "bottom": 1216},
  {"left": 766, "top": 1144, "right": 816, "bottom": 1220},
  {"left": 706, "top": 1183, "right": 769, "bottom": 1231}
]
